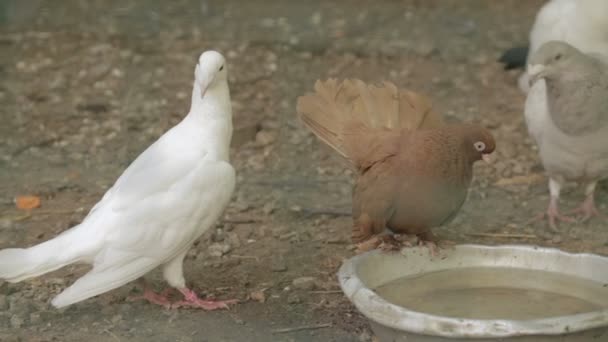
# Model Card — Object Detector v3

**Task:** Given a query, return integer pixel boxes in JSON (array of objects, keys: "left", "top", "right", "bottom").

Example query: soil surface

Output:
[{"left": 1, "top": 1, "right": 607, "bottom": 341}]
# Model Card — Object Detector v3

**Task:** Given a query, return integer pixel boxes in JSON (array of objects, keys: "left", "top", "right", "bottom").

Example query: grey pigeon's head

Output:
[
  {"left": 527, "top": 41, "right": 583, "bottom": 85},
  {"left": 194, "top": 50, "right": 227, "bottom": 97}
]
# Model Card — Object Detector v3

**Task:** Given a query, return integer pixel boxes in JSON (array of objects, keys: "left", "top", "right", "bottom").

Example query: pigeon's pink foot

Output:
[
  {"left": 567, "top": 195, "right": 604, "bottom": 222},
  {"left": 128, "top": 288, "right": 173, "bottom": 309},
  {"left": 527, "top": 197, "right": 575, "bottom": 231},
  {"left": 171, "top": 288, "right": 238, "bottom": 310}
]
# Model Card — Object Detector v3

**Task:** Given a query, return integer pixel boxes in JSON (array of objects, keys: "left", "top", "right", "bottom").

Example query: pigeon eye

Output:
[
  {"left": 474, "top": 141, "right": 486, "bottom": 152},
  {"left": 219, "top": 65, "right": 224, "bottom": 71},
  {"left": 554, "top": 54, "right": 562, "bottom": 61}
]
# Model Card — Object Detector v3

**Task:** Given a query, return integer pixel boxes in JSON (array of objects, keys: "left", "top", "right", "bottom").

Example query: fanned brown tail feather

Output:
[{"left": 296, "top": 78, "right": 443, "bottom": 167}]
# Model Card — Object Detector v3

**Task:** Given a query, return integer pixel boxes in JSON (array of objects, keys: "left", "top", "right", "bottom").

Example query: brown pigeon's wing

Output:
[
  {"left": 296, "top": 79, "right": 442, "bottom": 169},
  {"left": 340, "top": 125, "right": 402, "bottom": 171},
  {"left": 399, "top": 89, "right": 443, "bottom": 130}
]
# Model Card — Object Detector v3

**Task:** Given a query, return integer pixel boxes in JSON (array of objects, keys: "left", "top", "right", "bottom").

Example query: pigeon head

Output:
[
  {"left": 527, "top": 41, "right": 581, "bottom": 85},
  {"left": 194, "top": 50, "right": 227, "bottom": 98},
  {"left": 461, "top": 125, "right": 495, "bottom": 164}
]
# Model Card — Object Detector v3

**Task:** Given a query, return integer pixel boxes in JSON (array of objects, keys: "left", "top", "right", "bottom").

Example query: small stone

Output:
[
  {"left": 29, "top": 312, "right": 41, "bottom": 325},
  {"left": 212, "top": 228, "right": 225, "bottom": 242},
  {"left": 226, "top": 232, "right": 241, "bottom": 248},
  {"left": 250, "top": 290, "right": 266, "bottom": 303},
  {"left": 310, "top": 12, "right": 322, "bottom": 25},
  {"left": 0, "top": 218, "right": 11, "bottom": 230},
  {"left": 10, "top": 315, "right": 24, "bottom": 329},
  {"left": 271, "top": 258, "right": 287, "bottom": 272},
  {"left": 327, "top": 236, "right": 346, "bottom": 244},
  {"left": 271, "top": 226, "right": 289, "bottom": 238},
  {"left": 262, "top": 202, "right": 275, "bottom": 215},
  {"left": 208, "top": 242, "right": 232, "bottom": 257},
  {"left": 286, "top": 293, "right": 301, "bottom": 304},
  {"left": 358, "top": 331, "right": 373, "bottom": 342},
  {"left": 8, "top": 297, "right": 31, "bottom": 315},
  {"left": 0, "top": 295, "right": 7, "bottom": 310},
  {"left": 279, "top": 232, "right": 298, "bottom": 241},
  {"left": 292, "top": 277, "right": 317, "bottom": 291},
  {"left": 111, "top": 314, "right": 123, "bottom": 324},
  {"left": 255, "top": 130, "right": 276, "bottom": 146}
]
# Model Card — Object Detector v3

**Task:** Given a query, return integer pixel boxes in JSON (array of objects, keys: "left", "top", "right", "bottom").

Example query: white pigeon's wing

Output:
[
  {"left": 530, "top": 0, "right": 608, "bottom": 59},
  {"left": 528, "top": 0, "right": 574, "bottom": 54},
  {"left": 51, "top": 160, "right": 236, "bottom": 308},
  {"left": 99, "top": 132, "right": 208, "bottom": 212}
]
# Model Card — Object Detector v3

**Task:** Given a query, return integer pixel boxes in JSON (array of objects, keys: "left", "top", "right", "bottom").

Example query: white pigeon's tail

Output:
[{"left": 0, "top": 226, "right": 88, "bottom": 283}]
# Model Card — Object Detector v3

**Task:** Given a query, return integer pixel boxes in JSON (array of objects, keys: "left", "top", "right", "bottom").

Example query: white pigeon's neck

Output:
[
  {"left": 186, "top": 81, "right": 233, "bottom": 162},
  {"left": 189, "top": 81, "right": 231, "bottom": 119}
]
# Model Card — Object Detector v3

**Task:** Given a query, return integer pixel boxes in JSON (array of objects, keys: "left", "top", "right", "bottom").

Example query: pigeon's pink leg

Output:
[
  {"left": 128, "top": 287, "right": 173, "bottom": 309},
  {"left": 528, "top": 178, "right": 575, "bottom": 230},
  {"left": 566, "top": 182, "right": 604, "bottom": 222},
  {"left": 171, "top": 288, "right": 238, "bottom": 310}
]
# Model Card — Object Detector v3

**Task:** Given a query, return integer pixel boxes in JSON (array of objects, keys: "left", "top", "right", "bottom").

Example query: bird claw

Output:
[
  {"left": 173, "top": 288, "right": 238, "bottom": 311},
  {"left": 566, "top": 198, "right": 604, "bottom": 223},
  {"left": 355, "top": 236, "right": 383, "bottom": 253},
  {"left": 128, "top": 287, "right": 237, "bottom": 311},
  {"left": 527, "top": 209, "right": 575, "bottom": 231},
  {"left": 170, "top": 298, "right": 238, "bottom": 310},
  {"left": 127, "top": 288, "right": 173, "bottom": 309}
]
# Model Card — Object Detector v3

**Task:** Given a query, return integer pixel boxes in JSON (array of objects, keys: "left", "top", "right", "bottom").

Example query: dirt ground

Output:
[{"left": 1, "top": 1, "right": 608, "bottom": 341}]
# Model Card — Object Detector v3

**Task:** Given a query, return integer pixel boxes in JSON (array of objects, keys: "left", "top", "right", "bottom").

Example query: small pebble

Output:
[
  {"left": 10, "top": 315, "right": 24, "bottom": 329},
  {"left": 29, "top": 312, "right": 41, "bottom": 325},
  {"left": 292, "top": 277, "right": 317, "bottom": 291},
  {"left": 0, "top": 295, "right": 8, "bottom": 310},
  {"left": 286, "top": 293, "right": 301, "bottom": 304},
  {"left": 111, "top": 314, "right": 123, "bottom": 324},
  {"left": 271, "top": 258, "right": 288, "bottom": 272},
  {"left": 208, "top": 242, "right": 231, "bottom": 257}
]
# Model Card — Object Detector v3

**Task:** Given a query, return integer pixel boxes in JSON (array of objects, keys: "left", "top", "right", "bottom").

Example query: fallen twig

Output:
[
  {"left": 103, "top": 328, "right": 121, "bottom": 342},
  {"left": 3, "top": 213, "right": 32, "bottom": 222},
  {"left": 272, "top": 323, "right": 332, "bottom": 334},
  {"left": 296, "top": 207, "right": 351, "bottom": 217},
  {"left": 223, "top": 218, "right": 263, "bottom": 224},
  {"left": 465, "top": 232, "right": 537, "bottom": 239},
  {"left": 230, "top": 255, "right": 260, "bottom": 262}
]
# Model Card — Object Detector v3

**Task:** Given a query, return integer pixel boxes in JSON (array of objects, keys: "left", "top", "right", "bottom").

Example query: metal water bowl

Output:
[{"left": 338, "top": 245, "right": 608, "bottom": 341}]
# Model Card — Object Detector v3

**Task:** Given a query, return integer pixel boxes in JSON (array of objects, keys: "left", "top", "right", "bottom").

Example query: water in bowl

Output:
[{"left": 374, "top": 267, "right": 608, "bottom": 320}]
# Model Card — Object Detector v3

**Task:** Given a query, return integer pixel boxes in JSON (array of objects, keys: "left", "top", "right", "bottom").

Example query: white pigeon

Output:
[
  {"left": 518, "top": 0, "right": 608, "bottom": 93},
  {"left": 525, "top": 41, "right": 608, "bottom": 230},
  {"left": 0, "top": 50, "right": 237, "bottom": 310}
]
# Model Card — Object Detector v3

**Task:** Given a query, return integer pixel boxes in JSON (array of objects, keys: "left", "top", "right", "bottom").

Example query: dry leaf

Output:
[
  {"left": 15, "top": 195, "right": 41, "bottom": 210},
  {"left": 250, "top": 290, "right": 266, "bottom": 303},
  {"left": 494, "top": 173, "right": 545, "bottom": 187}
]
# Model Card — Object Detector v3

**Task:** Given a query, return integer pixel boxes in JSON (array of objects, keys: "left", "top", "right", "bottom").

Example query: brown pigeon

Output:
[{"left": 296, "top": 79, "right": 495, "bottom": 249}]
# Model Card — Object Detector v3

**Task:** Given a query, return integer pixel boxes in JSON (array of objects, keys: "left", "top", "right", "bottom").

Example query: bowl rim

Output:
[{"left": 337, "top": 244, "right": 608, "bottom": 338}]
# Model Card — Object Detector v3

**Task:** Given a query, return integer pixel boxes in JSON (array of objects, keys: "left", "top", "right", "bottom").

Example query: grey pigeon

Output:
[{"left": 525, "top": 40, "right": 608, "bottom": 230}]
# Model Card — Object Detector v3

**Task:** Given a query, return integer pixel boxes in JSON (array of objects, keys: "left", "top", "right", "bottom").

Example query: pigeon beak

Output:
[
  {"left": 195, "top": 63, "right": 213, "bottom": 99},
  {"left": 199, "top": 77, "right": 214, "bottom": 99},
  {"left": 481, "top": 154, "right": 492, "bottom": 164},
  {"left": 527, "top": 64, "right": 546, "bottom": 86}
]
